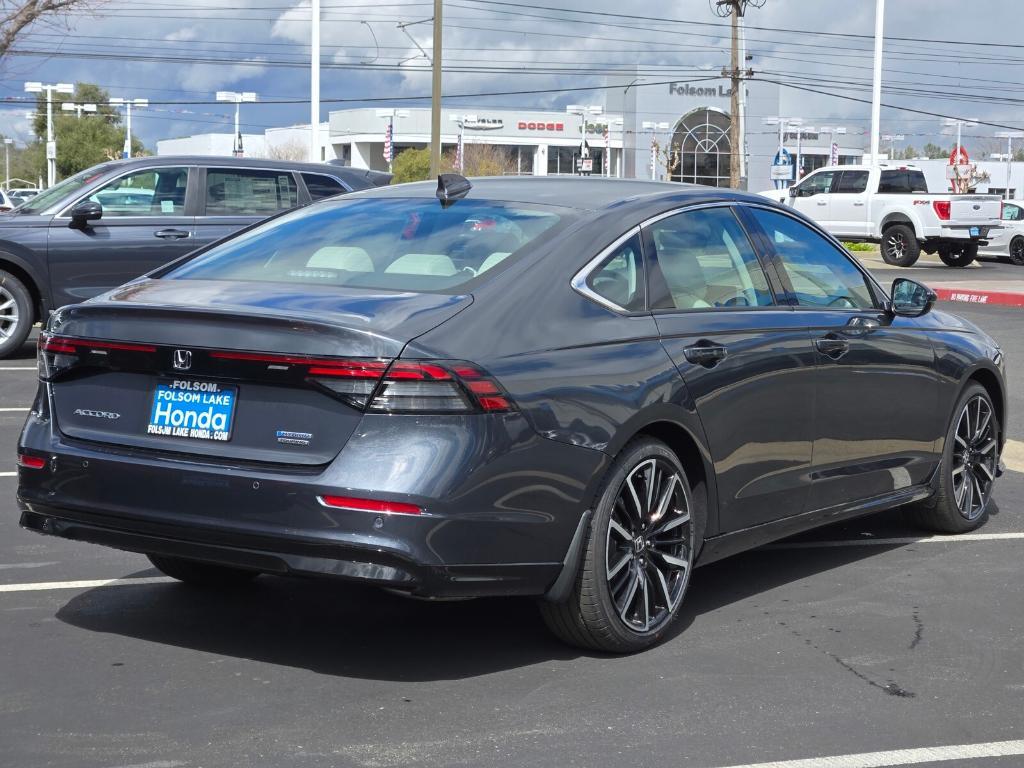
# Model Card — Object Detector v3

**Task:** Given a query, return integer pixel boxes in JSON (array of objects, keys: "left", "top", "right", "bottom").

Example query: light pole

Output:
[
  {"left": 376, "top": 109, "right": 409, "bottom": 172},
  {"left": 604, "top": 117, "right": 623, "bottom": 177},
  {"left": 449, "top": 113, "right": 477, "bottom": 172},
  {"left": 109, "top": 97, "right": 149, "bottom": 159},
  {"left": 763, "top": 116, "right": 803, "bottom": 187},
  {"left": 566, "top": 104, "right": 602, "bottom": 175},
  {"left": 818, "top": 125, "right": 847, "bottom": 165},
  {"left": 881, "top": 133, "right": 904, "bottom": 160},
  {"left": 310, "top": 0, "right": 321, "bottom": 162},
  {"left": 869, "top": 0, "right": 885, "bottom": 163},
  {"left": 3, "top": 138, "right": 11, "bottom": 190},
  {"left": 61, "top": 102, "right": 97, "bottom": 119},
  {"left": 942, "top": 117, "right": 978, "bottom": 160},
  {"left": 995, "top": 131, "right": 1024, "bottom": 200},
  {"left": 216, "top": 91, "right": 257, "bottom": 157},
  {"left": 24, "top": 81, "right": 73, "bottom": 188},
  {"left": 641, "top": 121, "right": 670, "bottom": 181}
]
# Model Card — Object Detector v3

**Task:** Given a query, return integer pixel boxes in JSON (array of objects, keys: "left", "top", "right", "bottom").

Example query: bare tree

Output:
[
  {"left": 1, "top": 0, "right": 98, "bottom": 59},
  {"left": 266, "top": 140, "right": 309, "bottom": 161}
]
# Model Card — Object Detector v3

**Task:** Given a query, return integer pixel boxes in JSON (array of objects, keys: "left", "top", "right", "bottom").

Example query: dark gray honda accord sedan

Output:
[{"left": 17, "top": 175, "right": 1006, "bottom": 652}]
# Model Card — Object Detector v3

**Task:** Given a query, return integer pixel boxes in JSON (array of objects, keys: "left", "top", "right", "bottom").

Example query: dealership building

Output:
[{"left": 157, "top": 75, "right": 866, "bottom": 191}]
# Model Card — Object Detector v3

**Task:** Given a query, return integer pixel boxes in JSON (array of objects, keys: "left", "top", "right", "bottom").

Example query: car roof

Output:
[
  {"left": 347, "top": 176, "right": 770, "bottom": 212},
  {"left": 101, "top": 156, "right": 379, "bottom": 185}
]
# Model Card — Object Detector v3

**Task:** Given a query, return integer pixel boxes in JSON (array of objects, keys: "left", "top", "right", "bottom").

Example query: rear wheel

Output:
[
  {"left": 0, "top": 269, "right": 33, "bottom": 359},
  {"left": 540, "top": 438, "right": 696, "bottom": 653},
  {"left": 938, "top": 244, "right": 977, "bottom": 267},
  {"left": 881, "top": 224, "right": 921, "bottom": 267},
  {"left": 905, "top": 383, "right": 998, "bottom": 533},
  {"left": 1009, "top": 236, "right": 1024, "bottom": 266},
  {"left": 147, "top": 554, "right": 259, "bottom": 587}
]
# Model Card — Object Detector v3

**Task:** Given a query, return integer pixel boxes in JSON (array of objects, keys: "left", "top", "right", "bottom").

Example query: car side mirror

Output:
[
  {"left": 69, "top": 201, "right": 102, "bottom": 227},
  {"left": 788, "top": 186, "right": 799, "bottom": 198},
  {"left": 889, "top": 277, "right": 936, "bottom": 318}
]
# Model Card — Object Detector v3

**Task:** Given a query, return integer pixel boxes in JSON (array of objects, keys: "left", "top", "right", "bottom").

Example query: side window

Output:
[
  {"left": 1003, "top": 204, "right": 1022, "bottom": 222},
  {"left": 835, "top": 170, "right": 869, "bottom": 194},
  {"left": 797, "top": 171, "right": 835, "bottom": 197},
  {"left": 585, "top": 233, "right": 645, "bottom": 312},
  {"left": 302, "top": 173, "right": 347, "bottom": 201},
  {"left": 646, "top": 207, "right": 773, "bottom": 311},
  {"left": 878, "top": 170, "right": 924, "bottom": 194},
  {"left": 205, "top": 169, "right": 298, "bottom": 216},
  {"left": 87, "top": 167, "right": 188, "bottom": 217},
  {"left": 747, "top": 208, "right": 875, "bottom": 310}
]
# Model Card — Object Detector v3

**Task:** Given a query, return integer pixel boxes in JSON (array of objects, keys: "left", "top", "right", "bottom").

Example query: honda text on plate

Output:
[{"left": 17, "top": 175, "right": 1005, "bottom": 652}]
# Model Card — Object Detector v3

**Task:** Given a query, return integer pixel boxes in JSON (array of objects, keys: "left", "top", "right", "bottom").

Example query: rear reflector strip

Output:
[
  {"left": 17, "top": 453, "right": 46, "bottom": 470},
  {"left": 317, "top": 495, "right": 422, "bottom": 515}
]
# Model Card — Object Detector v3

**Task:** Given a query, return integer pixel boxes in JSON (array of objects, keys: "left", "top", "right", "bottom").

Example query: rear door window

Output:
[
  {"left": 205, "top": 168, "right": 298, "bottom": 216},
  {"left": 878, "top": 170, "right": 928, "bottom": 194},
  {"left": 302, "top": 173, "right": 348, "bottom": 200},
  {"left": 834, "top": 170, "right": 869, "bottom": 194},
  {"left": 86, "top": 167, "right": 188, "bottom": 216}
]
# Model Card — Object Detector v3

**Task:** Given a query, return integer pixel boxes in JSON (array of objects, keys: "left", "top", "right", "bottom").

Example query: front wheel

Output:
[
  {"left": 938, "top": 244, "right": 977, "bottom": 267},
  {"left": 540, "top": 438, "right": 697, "bottom": 653},
  {"left": 881, "top": 224, "right": 921, "bottom": 267},
  {"left": 1009, "top": 236, "right": 1024, "bottom": 266},
  {"left": 905, "top": 383, "right": 998, "bottom": 533},
  {"left": 0, "top": 269, "right": 33, "bottom": 359}
]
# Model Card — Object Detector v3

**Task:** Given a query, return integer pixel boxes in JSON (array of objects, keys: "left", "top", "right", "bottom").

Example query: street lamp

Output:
[
  {"left": 818, "top": 125, "right": 847, "bottom": 165},
  {"left": 995, "top": 131, "right": 1024, "bottom": 200},
  {"left": 566, "top": 104, "right": 602, "bottom": 175},
  {"left": 641, "top": 121, "right": 670, "bottom": 181},
  {"left": 216, "top": 91, "right": 257, "bottom": 157},
  {"left": 109, "top": 97, "right": 149, "bottom": 159},
  {"left": 25, "top": 81, "right": 73, "bottom": 188},
  {"left": 376, "top": 108, "right": 410, "bottom": 172},
  {"left": 881, "top": 133, "right": 905, "bottom": 160},
  {"left": 603, "top": 117, "right": 623, "bottom": 177},
  {"left": 3, "top": 138, "right": 12, "bottom": 190},
  {"left": 449, "top": 114, "right": 476, "bottom": 172},
  {"left": 763, "top": 116, "right": 803, "bottom": 187},
  {"left": 61, "top": 102, "right": 98, "bottom": 118}
]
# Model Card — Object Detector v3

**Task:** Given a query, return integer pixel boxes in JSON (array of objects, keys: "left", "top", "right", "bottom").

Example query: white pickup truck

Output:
[{"left": 760, "top": 163, "right": 1002, "bottom": 267}]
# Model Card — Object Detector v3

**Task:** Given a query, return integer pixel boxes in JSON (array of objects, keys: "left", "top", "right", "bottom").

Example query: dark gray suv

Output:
[{"left": 0, "top": 156, "right": 389, "bottom": 357}]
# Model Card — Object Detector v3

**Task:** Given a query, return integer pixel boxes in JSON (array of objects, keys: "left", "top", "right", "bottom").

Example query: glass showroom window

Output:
[{"left": 671, "top": 109, "right": 732, "bottom": 188}]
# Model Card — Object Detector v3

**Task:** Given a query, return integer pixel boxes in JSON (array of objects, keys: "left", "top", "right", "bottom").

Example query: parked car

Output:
[
  {"left": 7, "top": 189, "right": 40, "bottom": 205},
  {"left": 0, "top": 189, "right": 17, "bottom": 213},
  {"left": 18, "top": 176, "right": 1005, "bottom": 652},
  {"left": 761, "top": 163, "right": 1002, "bottom": 268},
  {"left": 0, "top": 156, "right": 390, "bottom": 358},
  {"left": 980, "top": 200, "right": 1024, "bottom": 265}
]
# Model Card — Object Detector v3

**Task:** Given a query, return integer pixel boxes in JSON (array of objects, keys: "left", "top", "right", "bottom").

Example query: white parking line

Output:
[
  {"left": 0, "top": 471, "right": 16, "bottom": 477},
  {"left": 710, "top": 739, "right": 1024, "bottom": 768},
  {"left": 768, "top": 532, "right": 1024, "bottom": 550},
  {"left": 0, "top": 407, "right": 29, "bottom": 412},
  {"left": 0, "top": 576, "right": 173, "bottom": 593},
  {"left": 0, "top": 367, "right": 36, "bottom": 371}
]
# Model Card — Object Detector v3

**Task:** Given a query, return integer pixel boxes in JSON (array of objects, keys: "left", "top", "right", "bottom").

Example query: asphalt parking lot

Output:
[{"left": 2, "top": 267, "right": 1023, "bottom": 767}]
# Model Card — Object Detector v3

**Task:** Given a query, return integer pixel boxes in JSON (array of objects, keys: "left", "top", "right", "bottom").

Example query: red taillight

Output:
[
  {"left": 317, "top": 495, "right": 422, "bottom": 515},
  {"left": 17, "top": 453, "right": 46, "bottom": 470},
  {"left": 933, "top": 200, "right": 951, "bottom": 220},
  {"left": 38, "top": 333, "right": 156, "bottom": 381}
]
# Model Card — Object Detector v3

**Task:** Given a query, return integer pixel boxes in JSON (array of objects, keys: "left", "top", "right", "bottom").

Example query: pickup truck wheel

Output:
[
  {"left": 881, "top": 224, "right": 921, "bottom": 267},
  {"left": 1009, "top": 237, "right": 1024, "bottom": 266},
  {"left": 0, "top": 269, "right": 33, "bottom": 359},
  {"left": 938, "top": 244, "right": 977, "bottom": 268}
]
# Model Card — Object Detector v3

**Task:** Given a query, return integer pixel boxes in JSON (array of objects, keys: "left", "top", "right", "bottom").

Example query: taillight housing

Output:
[
  {"left": 310, "top": 359, "right": 514, "bottom": 414},
  {"left": 933, "top": 200, "right": 951, "bottom": 220},
  {"left": 17, "top": 452, "right": 46, "bottom": 470},
  {"left": 38, "top": 333, "right": 156, "bottom": 381}
]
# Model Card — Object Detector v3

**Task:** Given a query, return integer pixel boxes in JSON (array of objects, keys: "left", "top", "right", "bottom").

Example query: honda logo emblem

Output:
[{"left": 172, "top": 349, "right": 192, "bottom": 371}]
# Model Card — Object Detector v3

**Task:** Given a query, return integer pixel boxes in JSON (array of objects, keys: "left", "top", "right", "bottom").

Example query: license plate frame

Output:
[
  {"left": 970, "top": 226, "right": 980, "bottom": 237},
  {"left": 146, "top": 379, "right": 237, "bottom": 442}
]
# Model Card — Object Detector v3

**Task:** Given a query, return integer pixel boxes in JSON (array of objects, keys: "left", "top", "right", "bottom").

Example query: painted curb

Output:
[{"left": 932, "top": 286, "right": 1024, "bottom": 307}]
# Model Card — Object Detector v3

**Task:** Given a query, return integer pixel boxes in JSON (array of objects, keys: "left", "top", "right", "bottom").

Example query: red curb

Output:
[{"left": 932, "top": 287, "right": 1024, "bottom": 307}]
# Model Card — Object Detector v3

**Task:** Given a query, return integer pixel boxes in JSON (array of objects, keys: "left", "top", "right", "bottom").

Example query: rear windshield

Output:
[
  {"left": 18, "top": 164, "right": 117, "bottom": 215},
  {"left": 165, "top": 198, "right": 568, "bottom": 292}
]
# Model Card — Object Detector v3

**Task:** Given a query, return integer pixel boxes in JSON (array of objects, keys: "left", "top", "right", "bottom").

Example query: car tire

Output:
[
  {"left": 539, "top": 438, "right": 697, "bottom": 653},
  {"left": 147, "top": 554, "right": 259, "bottom": 586},
  {"left": 1009, "top": 237, "right": 1024, "bottom": 266},
  {"left": 938, "top": 244, "right": 977, "bottom": 268},
  {"left": 904, "top": 382, "right": 998, "bottom": 534},
  {"left": 0, "top": 269, "right": 33, "bottom": 360},
  {"left": 881, "top": 224, "right": 921, "bottom": 267}
]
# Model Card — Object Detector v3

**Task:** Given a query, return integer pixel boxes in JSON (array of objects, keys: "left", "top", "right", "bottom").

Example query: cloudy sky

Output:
[{"left": 1, "top": 0, "right": 1021, "bottom": 155}]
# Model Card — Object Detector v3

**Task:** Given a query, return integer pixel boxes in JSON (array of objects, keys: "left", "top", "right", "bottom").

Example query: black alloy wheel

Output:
[
  {"left": 881, "top": 224, "right": 921, "bottom": 267},
  {"left": 938, "top": 244, "right": 977, "bottom": 268},
  {"left": 1009, "top": 236, "right": 1024, "bottom": 266},
  {"left": 540, "top": 438, "right": 696, "bottom": 652}
]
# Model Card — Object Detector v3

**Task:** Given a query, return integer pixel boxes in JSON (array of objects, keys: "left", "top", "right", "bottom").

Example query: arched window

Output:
[{"left": 671, "top": 109, "right": 731, "bottom": 187}]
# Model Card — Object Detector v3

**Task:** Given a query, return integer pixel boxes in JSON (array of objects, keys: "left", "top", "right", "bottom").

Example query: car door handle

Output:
[
  {"left": 816, "top": 201, "right": 827, "bottom": 206},
  {"left": 683, "top": 343, "right": 728, "bottom": 367},
  {"left": 154, "top": 229, "right": 190, "bottom": 239},
  {"left": 853, "top": 201, "right": 865, "bottom": 206},
  {"left": 815, "top": 335, "right": 850, "bottom": 360}
]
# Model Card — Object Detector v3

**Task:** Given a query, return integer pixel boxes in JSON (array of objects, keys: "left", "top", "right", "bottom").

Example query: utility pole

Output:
[
  {"left": 3, "top": 138, "right": 11, "bottom": 189},
  {"left": 869, "top": 0, "right": 885, "bottom": 162},
  {"left": 24, "top": 81, "right": 73, "bottom": 188},
  {"left": 716, "top": 0, "right": 760, "bottom": 189},
  {"left": 310, "top": 0, "right": 321, "bottom": 162},
  {"left": 429, "top": 0, "right": 444, "bottom": 176},
  {"left": 109, "top": 97, "right": 149, "bottom": 159}
]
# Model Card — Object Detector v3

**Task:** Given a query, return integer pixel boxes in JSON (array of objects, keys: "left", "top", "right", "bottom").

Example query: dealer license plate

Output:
[
  {"left": 970, "top": 226, "right": 980, "bottom": 237},
  {"left": 147, "top": 380, "right": 237, "bottom": 442}
]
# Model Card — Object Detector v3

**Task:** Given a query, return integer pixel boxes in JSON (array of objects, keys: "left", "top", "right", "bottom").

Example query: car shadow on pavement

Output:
[{"left": 51, "top": 506, "right": 966, "bottom": 682}]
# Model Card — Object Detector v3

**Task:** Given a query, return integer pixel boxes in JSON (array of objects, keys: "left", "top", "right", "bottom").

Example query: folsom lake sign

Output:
[{"left": 668, "top": 83, "right": 733, "bottom": 98}]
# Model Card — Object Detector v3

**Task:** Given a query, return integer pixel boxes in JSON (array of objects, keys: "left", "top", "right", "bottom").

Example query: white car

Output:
[{"left": 980, "top": 200, "right": 1024, "bottom": 265}]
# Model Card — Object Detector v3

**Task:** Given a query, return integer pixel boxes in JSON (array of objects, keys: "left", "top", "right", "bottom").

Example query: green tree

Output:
[
  {"left": 900, "top": 146, "right": 918, "bottom": 160},
  {"left": 390, "top": 147, "right": 432, "bottom": 184},
  {"left": 923, "top": 142, "right": 948, "bottom": 160},
  {"left": 31, "top": 82, "right": 145, "bottom": 180},
  {"left": 1014, "top": 148, "right": 1024, "bottom": 162}
]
